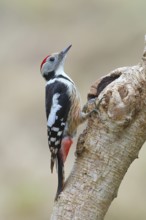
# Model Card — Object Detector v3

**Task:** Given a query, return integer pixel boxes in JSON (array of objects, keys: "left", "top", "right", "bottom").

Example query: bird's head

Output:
[{"left": 40, "top": 45, "right": 72, "bottom": 80}]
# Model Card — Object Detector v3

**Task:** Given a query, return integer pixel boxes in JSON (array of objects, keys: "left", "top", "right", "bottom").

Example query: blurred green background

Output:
[{"left": 1, "top": 0, "right": 146, "bottom": 219}]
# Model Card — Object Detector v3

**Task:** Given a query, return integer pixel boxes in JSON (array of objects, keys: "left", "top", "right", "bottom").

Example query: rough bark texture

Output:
[{"left": 51, "top": 37, "right": 146, "bottom": 220}]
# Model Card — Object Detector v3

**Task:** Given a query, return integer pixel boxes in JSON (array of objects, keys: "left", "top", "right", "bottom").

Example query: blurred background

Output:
[{"left": 0, "top": 0, "right": 146, "bottom": 219}]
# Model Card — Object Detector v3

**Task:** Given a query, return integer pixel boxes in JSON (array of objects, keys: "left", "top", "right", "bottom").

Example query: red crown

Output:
[{"left": 40, "top": 55, "right": 50, "bottom": 70}]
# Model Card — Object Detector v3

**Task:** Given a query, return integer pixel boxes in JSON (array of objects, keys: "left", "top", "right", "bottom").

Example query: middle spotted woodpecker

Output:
[{"left": 40, "top": 45, "right": 97, "bottom": 200}]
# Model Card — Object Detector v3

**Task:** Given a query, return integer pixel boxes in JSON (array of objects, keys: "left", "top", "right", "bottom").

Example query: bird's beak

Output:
[{"left": 59, "top": 45, "right": 72, "bottom": 60}]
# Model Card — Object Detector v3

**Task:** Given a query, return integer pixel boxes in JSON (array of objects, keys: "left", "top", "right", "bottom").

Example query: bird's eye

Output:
[{"left": 49, "top": 57, "right": 55, "bottom": 62}]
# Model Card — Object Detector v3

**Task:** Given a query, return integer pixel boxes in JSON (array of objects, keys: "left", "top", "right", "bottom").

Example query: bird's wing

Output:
[{"left": 45, "top": 81, "right": 71, "bottom": 155}]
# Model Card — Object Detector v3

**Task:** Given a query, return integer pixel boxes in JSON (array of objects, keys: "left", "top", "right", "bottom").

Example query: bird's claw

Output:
[
  {"left": 83, "top": 97, "right": 104, "bottom": 114},
  {"left": 90, "top": 108, "right": 99, "bottom": 115}
]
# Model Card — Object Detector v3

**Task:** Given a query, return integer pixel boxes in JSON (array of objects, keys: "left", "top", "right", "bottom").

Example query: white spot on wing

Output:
[
  {"left": 57, "top": 131, "right": 62, "bottom": 136},
  {"left": 47, "top": 93, "right": 62, "bottom": 127},
  {"left": 55, "top": 140, "right": 60, "bottom": 146},
  {"left": 61, "top": 122, "right": 65, "bottom": 126},
  {"left": 50, "top": 137, "right": 56, "bottom": 142},
  {"left": 51, "top": 127, "right": 59, "bottom": 132}
]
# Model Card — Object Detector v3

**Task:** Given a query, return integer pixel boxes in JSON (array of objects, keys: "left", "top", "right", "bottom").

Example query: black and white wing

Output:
[{"left": 45, "top": 81, "right": 71, "bottom": 172}]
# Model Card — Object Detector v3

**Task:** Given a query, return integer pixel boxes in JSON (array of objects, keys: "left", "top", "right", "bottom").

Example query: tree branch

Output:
[{"left": 51, "top": 36, "right": 146, "bottom": 220}]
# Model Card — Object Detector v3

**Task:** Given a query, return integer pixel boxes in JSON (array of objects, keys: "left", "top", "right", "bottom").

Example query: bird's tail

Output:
[
  {"left": 50, "top": 153, "right": 56, "bottom": 173},
  {"left": 51, "top": 137, "right": 73, "bottom": 200},
  {"left": 55, "top": 151, "right": 65, "bottom": 201}
]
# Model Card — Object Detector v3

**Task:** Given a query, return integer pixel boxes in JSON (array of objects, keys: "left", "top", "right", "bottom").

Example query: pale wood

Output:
[{"left": 51, "top": 36, "right": 146, "bottom": 220}]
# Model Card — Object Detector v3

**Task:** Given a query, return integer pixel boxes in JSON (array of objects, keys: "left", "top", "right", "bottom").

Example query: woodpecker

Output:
[{"left": 40, "top": 45, "right": 96, "bottom": 200}]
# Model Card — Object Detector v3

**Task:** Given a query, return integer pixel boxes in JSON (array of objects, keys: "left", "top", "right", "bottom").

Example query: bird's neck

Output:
[
  {"left": 55, "top": 66, "right": 73, "bottom": 83},
  {"left": 43, "top": 71, "right": 55, "bottom": 81},
  {"left": 44, "top": 66, "right": 73, "bottom": 84}
]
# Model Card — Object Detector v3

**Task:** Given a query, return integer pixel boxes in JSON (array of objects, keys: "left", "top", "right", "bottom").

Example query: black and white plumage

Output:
[
  {"left": 45, "top": 80, "right": 71, "bottom": 171},
  {"left": 40, "top": 45, "right": 93, "bottom": 200}
]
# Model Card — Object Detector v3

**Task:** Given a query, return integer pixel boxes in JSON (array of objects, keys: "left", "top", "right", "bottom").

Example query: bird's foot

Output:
[{"left": 83, "top": 97, "right": 104, "bottom": 115}]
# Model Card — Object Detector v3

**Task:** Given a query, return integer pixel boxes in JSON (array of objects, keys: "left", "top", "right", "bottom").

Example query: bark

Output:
[{"left": 51, "top": 36, "right": 146, "bottom": 220}]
